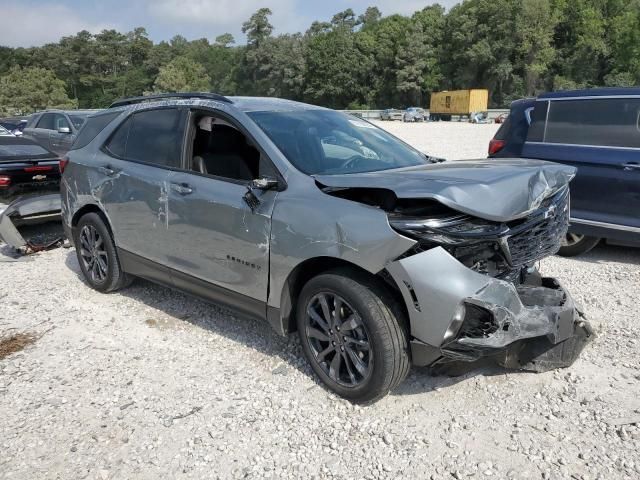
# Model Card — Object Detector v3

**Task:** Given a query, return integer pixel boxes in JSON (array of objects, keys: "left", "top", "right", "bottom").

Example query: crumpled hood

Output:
[{"left": 314, "top": 158, "right": 576, "bottom": 222}]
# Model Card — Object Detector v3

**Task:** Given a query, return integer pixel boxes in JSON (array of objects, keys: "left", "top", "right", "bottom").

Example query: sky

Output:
[{"left": 0, "top": 0, "right": 460, "bottom": 48}]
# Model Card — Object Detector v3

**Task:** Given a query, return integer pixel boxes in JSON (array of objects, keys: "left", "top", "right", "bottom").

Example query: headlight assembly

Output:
[{"left": 388, "top": 213, "right": 508, "bottom": 245}]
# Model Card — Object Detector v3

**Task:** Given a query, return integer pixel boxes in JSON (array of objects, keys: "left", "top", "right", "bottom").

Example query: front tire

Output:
[
  {"left": 558, "top": 233, "right": 600, "bottom": 257},
  {"left": 296, "top": 269, "right": 410, "bottom": 403},
  {"left": 73, "top": 212, "right": 132, "bottom": 292}
]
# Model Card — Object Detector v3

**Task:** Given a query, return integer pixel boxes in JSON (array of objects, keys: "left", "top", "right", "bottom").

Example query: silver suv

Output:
[
  {"left": 61, "top": 93, "right": 592, "bottom": 402},
  {"left": 23, "top": 109, "right": 99, "bottom": 156}
]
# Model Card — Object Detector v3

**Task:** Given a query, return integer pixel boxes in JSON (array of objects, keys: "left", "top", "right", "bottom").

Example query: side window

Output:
[
  {"left": 190, "top": 114, "right": 261, "bottom": 182},
  {"left": 545, "top": 98, "right": 640, "bottom": 148},
  {"left": 36, "top": 113, "right": 56, "bottom": 130},
  {"left": 526, "top": 101, "right": 548, "bottom": 143},
  {"left": 71, "top": 111, "right": 121, "bottom": 151},
  {"left": 126, "top": 109, "right": 183, "bottom": 167},
  {"left": 104, "top": 116, "right": 133, "bottom": 158},
  {"left": 53, "top": 114, "right": 71, "bottom": 131},
  {"left": 104, "top": 108, "right": 183, "bottom": 168}
]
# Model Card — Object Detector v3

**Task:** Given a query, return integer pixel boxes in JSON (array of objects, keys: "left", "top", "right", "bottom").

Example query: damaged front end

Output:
[
  {"left": 0, "top": 194, "right": 64, "bottom": 253},
  {"left": 384, "top": 184, "right": 593, "bottom": 373}
]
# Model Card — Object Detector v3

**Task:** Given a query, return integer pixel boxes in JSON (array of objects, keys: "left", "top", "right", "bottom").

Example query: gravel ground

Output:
[{"left": 1, "top": 122, "right": 639, "bottom": 480}]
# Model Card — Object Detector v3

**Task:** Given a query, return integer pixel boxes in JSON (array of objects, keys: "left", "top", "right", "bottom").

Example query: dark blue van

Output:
[{"left": 490, "top": 88, "right": 640, "bottom": 256}]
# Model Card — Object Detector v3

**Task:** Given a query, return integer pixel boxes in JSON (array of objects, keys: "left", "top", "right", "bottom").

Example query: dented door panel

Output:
[
  {"left": 166, "top": 172, "right": 274, "bottom": 302},
  {"left": 90, "top": 150, "right": 173, "bottom": 265}
]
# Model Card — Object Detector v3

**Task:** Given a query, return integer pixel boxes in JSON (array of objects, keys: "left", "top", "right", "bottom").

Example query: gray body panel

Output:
[
  {"left": 60, "top": 95, "right": 591, "bottom": 372},
  {"left": 315, "top": 159, "right": 576, "bottom": 222}
]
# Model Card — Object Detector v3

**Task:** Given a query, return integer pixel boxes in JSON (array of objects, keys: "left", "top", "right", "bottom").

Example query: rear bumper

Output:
[{"left": 386, "top": 247, "right": 593, "bottom": 370}]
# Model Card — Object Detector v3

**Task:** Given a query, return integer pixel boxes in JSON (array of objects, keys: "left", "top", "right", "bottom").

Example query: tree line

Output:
[{"left": 0, "top": 0, "right": 638, "bottom": 115}]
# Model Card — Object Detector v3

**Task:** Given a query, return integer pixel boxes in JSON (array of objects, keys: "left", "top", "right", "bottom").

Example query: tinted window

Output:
[
  {"left": 493, "top": 116, "right": 511, "bottom": 141},
  {"left": 526, "top": 101, "right": 548, "bottom": 142},
  {"left": 36, "top": 113, "right": 56, "bottom": 130},
  {"left": 545, "top": 98, "right": 640, "bottom": 148},
  {"left": 104, "top": 116, "right": 132, "bottom": 158},
  {"left": 71, "top": 111, "right": 121, "bottom": 150},
  {"left": 69, "top": 114, "right": 89, "bottom": 129},
  {"left": 0, "top": 144, "right": 50, "bottom": 158},
  {"left": 105, "top": 108, "right": 183, "bottom": 167}
]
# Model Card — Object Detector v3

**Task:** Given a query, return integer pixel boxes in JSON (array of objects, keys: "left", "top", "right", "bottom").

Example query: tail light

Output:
[
  {"left": 59, "top": 157, "right": 69, "bottom": 174},
  {"left": 488, "top": 139, "right": 505, "bottom": 156},
  {"left": 24, "top": 165, "right": 53, "bottom": 173},
  {"left": 0, "top": 175, "right": 10, "bottom": 187}
]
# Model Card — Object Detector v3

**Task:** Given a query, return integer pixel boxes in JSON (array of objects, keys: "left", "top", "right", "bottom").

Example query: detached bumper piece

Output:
[
  {"left": 439, "top": 277, "right": 593, "bottom": 372},
  {"left": 386, "top": 247, "right": 593, "bottom": 373},
  {"left": 0, "top": 194, "right": 63, "bottom": 254}
]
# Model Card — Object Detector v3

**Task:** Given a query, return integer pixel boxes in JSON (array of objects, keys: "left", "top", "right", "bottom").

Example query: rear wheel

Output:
[
  {"left": 558, "top": 233, "right": 600, "bottom": 257},
  {"left": 74, "top": 212, "right": 132, "bottom": 292},
  {"left": 296, "top": 269, "right": 410, "bottom": 403}
]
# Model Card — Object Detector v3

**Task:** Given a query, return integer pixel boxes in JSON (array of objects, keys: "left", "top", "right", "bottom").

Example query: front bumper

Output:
[{"left": 386, "top": 247, "right": 593, "bottom": 371}]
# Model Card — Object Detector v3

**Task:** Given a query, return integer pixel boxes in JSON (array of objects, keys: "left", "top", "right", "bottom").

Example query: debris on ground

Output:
[{"left": 0, "top": 332, "right": 36, "bottom": 360}]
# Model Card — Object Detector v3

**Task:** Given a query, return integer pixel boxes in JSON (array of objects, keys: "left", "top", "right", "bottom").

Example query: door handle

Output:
[
  {"left": 622, "top": 163, "right": 640, "bottom": 171},
  {"left": 99, "top": 165, "right": 119, "bottom": 176},
  {"left": 170, "top": 183, "right": 193, "bottom": 195}
]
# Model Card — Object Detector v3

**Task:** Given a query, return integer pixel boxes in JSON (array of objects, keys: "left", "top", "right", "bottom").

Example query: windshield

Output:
[
  {"left": 0, "top": 125, "right": 13, "bottom": 136},
  {"left": 248, "top": 110, "right": 429, "bottom": 175},
  {"left": 0, "top": 144, "right": 50, "bottom": 157}
]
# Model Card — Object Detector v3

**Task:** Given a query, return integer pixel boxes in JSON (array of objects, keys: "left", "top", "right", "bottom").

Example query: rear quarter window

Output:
[
  {"left": 545, "top": 98, "right": 640, "bottom": 148},
  {"left": 526, "top": 101, "right": 548, "bottom": 143},
  {"left": 71, "top": 111, "right": 121, "bottom": 150}
]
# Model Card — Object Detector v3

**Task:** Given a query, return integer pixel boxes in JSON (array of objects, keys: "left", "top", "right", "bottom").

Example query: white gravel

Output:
[{"left": 1, "top": 122, "right": 639, "bottom": 480}]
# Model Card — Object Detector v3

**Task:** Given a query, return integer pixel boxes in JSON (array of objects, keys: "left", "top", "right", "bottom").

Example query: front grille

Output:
[{"left": 506, "top": 187, "right": 570, "bottom": 268}]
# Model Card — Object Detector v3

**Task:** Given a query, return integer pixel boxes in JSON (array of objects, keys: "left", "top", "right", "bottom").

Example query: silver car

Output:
[
  {"left": 60, "top": 93, "right": 592, "bottom": 402},
  {"left": 23, "top": 109, "right": 99, "bottom": 156},
  {"left": 403, "top": 107, "right": 426, "bottom": 122}
]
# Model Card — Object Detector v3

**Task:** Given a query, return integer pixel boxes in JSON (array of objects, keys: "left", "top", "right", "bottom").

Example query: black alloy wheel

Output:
[{"left": 304, "top": 292, "right": 372, "bottom": 387}]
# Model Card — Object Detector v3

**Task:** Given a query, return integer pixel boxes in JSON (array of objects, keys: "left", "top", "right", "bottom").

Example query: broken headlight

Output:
[{"left": 388, "top": 212, "right": 508, "bottom": 245}]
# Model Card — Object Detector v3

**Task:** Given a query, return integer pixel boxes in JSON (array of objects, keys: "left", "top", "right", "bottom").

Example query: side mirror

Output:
[
  {"left": 250, "top": 177, "right": 280, "bottom": 191},
  {"left": 58, "top": 127, "right": 71, "bottom": 134}
]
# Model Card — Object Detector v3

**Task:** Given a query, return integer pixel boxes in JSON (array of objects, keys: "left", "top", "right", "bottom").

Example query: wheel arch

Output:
[
  {"left": 270, "top": 256, "right": 408, "bottom": 336},
  {"left": 71, "top": 204, "right": 114, "bottom": 238}
]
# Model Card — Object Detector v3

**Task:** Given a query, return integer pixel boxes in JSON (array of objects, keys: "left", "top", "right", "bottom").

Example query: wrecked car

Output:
[{"left": 59, "top": 93, "right": 592, "bottom": 403}]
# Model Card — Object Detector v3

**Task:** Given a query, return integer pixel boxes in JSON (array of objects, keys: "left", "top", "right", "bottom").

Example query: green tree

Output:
[
  {"left": 153, "top": 56, "right": 211, "bottom": 92},
  {"left": 516, "top": 0, "right": 559, "bottom": 95},
  {"left": 242, "top": 8, "right": 273, "bottom": 47},
  {"left": 0, "top": 66, "right": 77, "bottom": 115}
]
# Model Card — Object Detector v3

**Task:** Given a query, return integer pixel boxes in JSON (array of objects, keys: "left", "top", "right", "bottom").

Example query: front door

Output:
[
  {"left": 166, "top": 171, "right": 275, "bottom": 309},
  {"left": 49, "top": 113, "right": 74, "bottom": 155}
]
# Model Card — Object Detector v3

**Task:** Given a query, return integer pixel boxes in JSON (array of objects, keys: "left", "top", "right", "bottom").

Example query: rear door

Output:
[
  {"left": 28, "top": 113, "right": 56, "bottom": 148},
  {"left": 522, "top": 97, "right": 640, "bottom": 232},
  {"left": 95, "top": 106, "right": 187, "bottom": 265}
]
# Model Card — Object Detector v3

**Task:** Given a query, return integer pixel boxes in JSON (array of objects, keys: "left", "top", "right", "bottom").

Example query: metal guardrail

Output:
[{"left": 342, "top": 109, "right": 510, "bottom": 120}]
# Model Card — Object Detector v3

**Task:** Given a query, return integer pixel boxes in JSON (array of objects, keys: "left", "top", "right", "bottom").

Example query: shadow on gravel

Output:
[
  {"left": 565, "top": 243, "right": 640, "bottom": 265},
  {"left": 62, "top": 250, "right": 551, "bottom": 399},
  {"left": 63, "top": 251, "right": 316, "bottom": 381}
]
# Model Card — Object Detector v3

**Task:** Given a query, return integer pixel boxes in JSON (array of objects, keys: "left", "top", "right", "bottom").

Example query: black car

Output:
[
  {"left": 0, "top": 135, "right": 61, "bottom": 197},
  {"left": 0, "top": 117, "right": 29, "bottom": 136},
  {"left": 489, "top": 88, "right": 640, "bottom": 256}
]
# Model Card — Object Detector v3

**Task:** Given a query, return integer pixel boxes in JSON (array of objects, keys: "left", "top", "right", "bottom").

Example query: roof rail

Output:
[{"left": 109, "top": 92, "right": 233, "bottom": 108}]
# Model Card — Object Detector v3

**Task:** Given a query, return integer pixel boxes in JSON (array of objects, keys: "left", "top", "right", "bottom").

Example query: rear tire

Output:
[
  {"left": 558, "top": 233, "right": 600, "bottom": 257},
  {"left": 73, "top": 212, "right": 132, "bottom": 292},
  {"left": 296, "top": 268, "right": 410, "bottom": 403}
]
